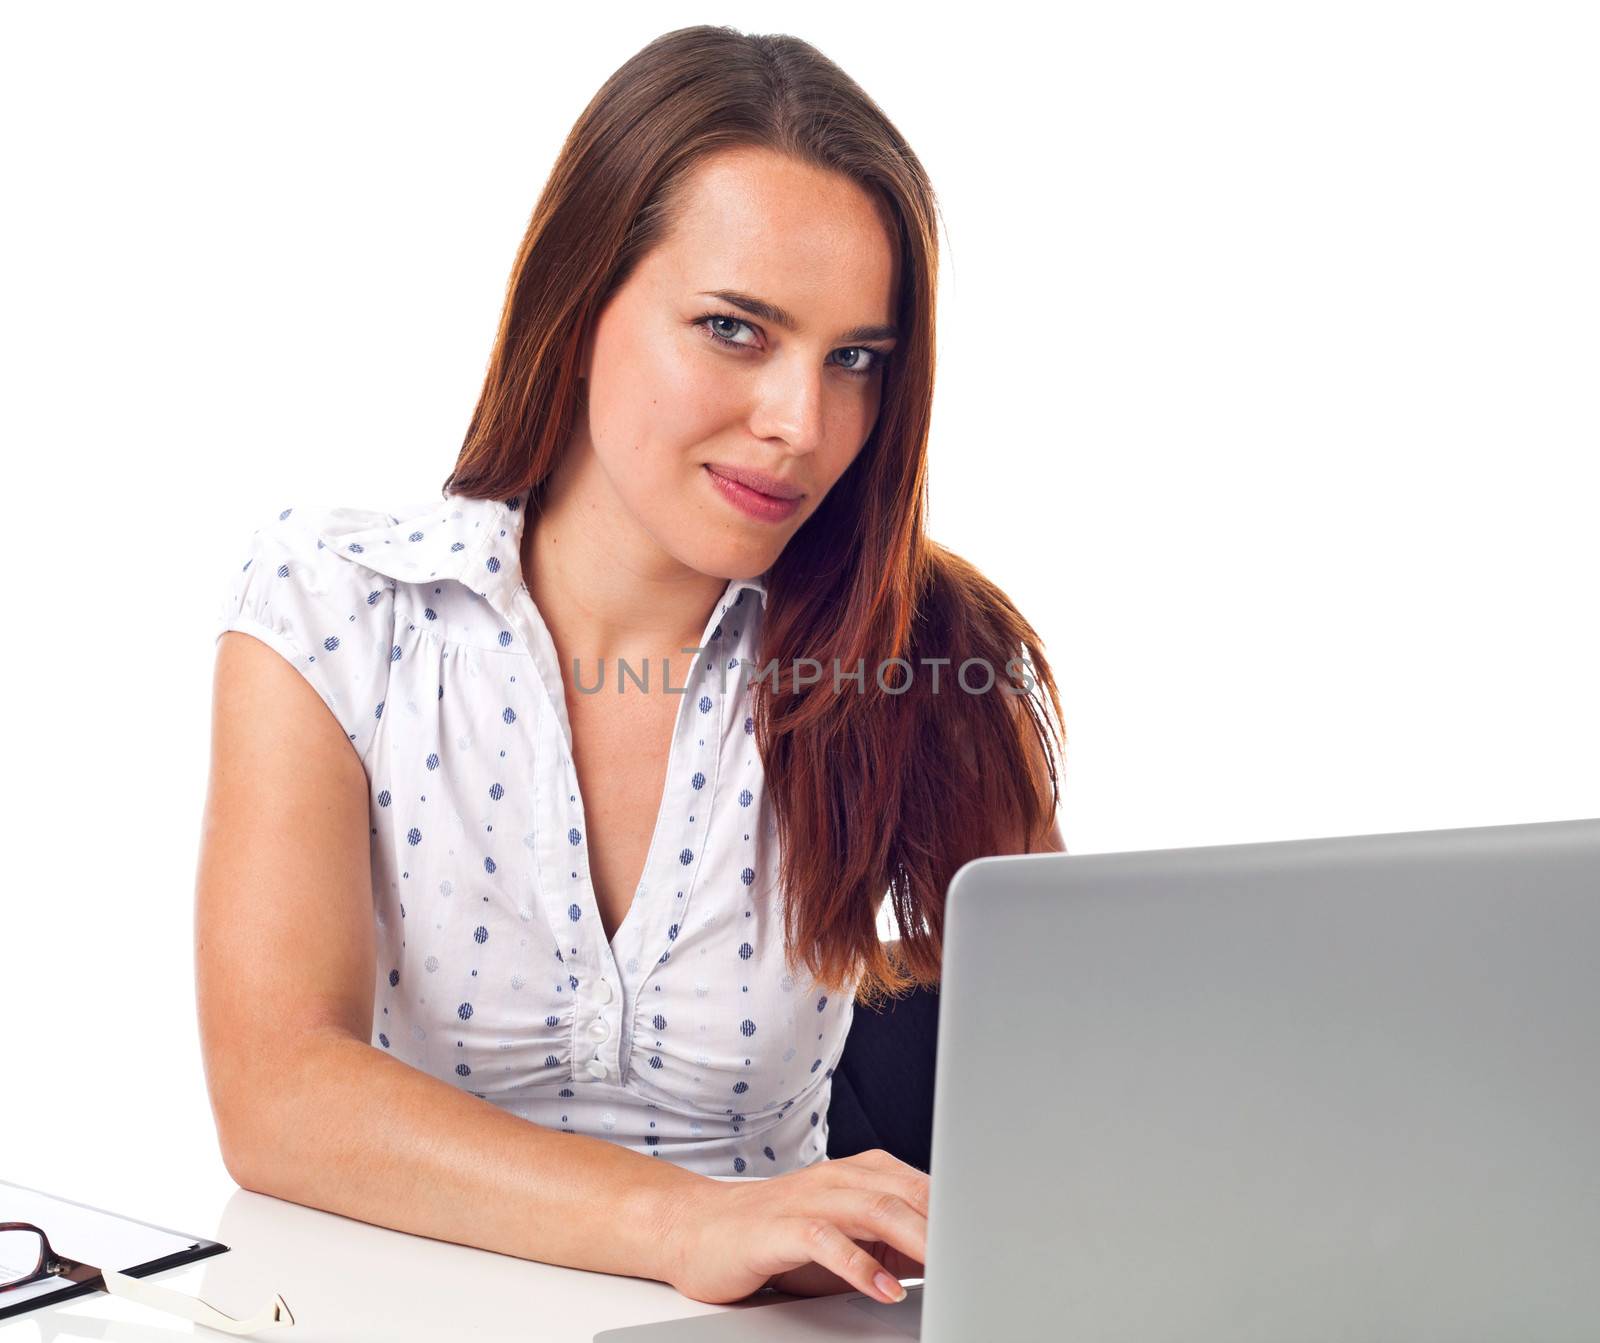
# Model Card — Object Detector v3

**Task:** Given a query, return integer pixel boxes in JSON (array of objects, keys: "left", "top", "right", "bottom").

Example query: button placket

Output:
[
  {"left": 583, "top": 973, "right": 619, "bottom": 1081},
  {"left": 589, "top": 901, "right": 632, "bottom": 1084},
  {"left": 519, "top": 650, "right": 622, "bottom": 1088},
  {"left": 572, "top": 935, "right": 619, "bottom": 1079},
  {"left": 519, "top": 704, "right": 607, "bottom": 1086}
]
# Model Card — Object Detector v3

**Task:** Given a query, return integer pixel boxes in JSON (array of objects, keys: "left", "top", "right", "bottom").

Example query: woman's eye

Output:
[
  {"left": 695, "top": 313, "right": 887, "bottom": 380},
  {"left": 703, "top": 314, "right": 757, "bottom": 347},
  {"left": 831, "top": 346, "right": 883, "bottom": 377}
]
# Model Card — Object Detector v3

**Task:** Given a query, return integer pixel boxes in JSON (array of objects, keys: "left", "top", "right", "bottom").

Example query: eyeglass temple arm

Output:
[{"left": 96, "top": 1264, "right": 294, "bottom": 1334}]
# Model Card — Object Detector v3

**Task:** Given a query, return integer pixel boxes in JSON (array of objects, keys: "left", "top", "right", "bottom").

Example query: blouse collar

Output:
[{"left": 314, "top": 491, "right": 769, "bottom": 628}]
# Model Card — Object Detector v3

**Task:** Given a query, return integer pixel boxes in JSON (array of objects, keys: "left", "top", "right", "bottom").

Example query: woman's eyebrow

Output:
[{"left": 697, "top": 289, "right": 898, "bottom": 344}]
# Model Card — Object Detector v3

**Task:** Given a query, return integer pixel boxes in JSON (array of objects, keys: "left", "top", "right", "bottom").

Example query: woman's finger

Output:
[
  {"left": 826, "top": 1188, "right": 928, "bottom": 1271},
  {"left": 790, "top": 1218, "right": 908, "bottom": 1303}
]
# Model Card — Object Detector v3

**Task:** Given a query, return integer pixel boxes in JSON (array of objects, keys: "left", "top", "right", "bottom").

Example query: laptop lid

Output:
[{"left": 921, "top": 818, "right": 1600, "bottom": 1342}]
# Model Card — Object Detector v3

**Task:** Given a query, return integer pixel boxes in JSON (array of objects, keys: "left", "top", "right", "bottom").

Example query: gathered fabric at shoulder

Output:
[{"left": 216, "top": 504, "right": 399, "bottom": 767}]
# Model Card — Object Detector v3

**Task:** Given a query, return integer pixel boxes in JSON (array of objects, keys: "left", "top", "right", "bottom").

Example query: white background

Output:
[{"left": 2, "top": 0, "right": 1595, "bottom": 1267}]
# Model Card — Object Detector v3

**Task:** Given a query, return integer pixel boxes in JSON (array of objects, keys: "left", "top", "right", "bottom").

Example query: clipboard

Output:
[{"left": 0, "top": 1178, "right": 228, "bottom": 1321}]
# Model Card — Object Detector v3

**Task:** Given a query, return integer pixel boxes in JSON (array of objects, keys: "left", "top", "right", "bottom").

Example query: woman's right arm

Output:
[
  {"left": 196, "top": 631, "right": 928, "bottom": 1304},
  {"left": 196, "top": 631, "right": 699, "bottom": 1283}
]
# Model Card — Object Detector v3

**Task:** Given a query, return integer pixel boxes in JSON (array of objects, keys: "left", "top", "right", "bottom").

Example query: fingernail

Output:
[{"left": 874, "top": 1271, "right": 906, "bottom": 1302}]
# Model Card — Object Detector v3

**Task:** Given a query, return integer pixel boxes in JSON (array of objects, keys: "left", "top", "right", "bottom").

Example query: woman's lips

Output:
[{"left": 704, "top": 464, "right": 803, "bottom": 522}]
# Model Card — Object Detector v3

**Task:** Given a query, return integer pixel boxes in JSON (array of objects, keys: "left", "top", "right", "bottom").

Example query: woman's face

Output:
[{"left": 576, "top": 145, "right": 900, "bottom": 582}]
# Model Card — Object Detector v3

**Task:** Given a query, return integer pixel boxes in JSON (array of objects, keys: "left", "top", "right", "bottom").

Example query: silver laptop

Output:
[{"left": 595, "top": 817, "right": 1600, "bottom": 1341}]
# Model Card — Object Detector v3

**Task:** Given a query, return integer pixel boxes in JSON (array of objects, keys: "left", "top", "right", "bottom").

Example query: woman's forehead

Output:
[{"left": 647, "top": 158, "right": 898, "bottom": 325}]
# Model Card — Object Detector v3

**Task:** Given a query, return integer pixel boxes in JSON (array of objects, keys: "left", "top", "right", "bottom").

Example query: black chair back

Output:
[{"left": 826, "top": 981, "right": 941, "bottom": 1173}]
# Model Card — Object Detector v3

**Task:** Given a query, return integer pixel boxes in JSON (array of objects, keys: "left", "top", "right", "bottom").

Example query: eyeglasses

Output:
[{"left": 1, "top": 1221, "right": 293, "bottom": 1334}]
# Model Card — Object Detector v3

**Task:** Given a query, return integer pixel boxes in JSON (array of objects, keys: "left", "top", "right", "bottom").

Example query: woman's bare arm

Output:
[{"left": 196, "top": 632, "right": 704, "bottom": 1282}]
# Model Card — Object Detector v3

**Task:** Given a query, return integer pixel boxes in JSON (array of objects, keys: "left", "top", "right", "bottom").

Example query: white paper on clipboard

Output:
[{"left": 0, "top": 1178, "right": 225, "bottom": 1314}]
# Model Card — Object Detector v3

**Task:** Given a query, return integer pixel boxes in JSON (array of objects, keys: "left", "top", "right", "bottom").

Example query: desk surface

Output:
[{"left": 2, "top": 1173, "right": 792, "bottom": 1342}]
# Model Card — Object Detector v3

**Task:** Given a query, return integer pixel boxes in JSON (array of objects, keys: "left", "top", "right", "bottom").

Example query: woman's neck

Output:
[{"left": 521, "top": 438, "right": 728, "bottom": 670}]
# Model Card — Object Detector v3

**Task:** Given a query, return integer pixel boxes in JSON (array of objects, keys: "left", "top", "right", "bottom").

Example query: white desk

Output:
[{"left": 3, "top": 1177, "right": 797, "bottom": 1342}]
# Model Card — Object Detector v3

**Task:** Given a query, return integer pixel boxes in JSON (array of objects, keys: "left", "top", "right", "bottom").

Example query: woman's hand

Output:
[{"left": 660, "top": 1148, "right": 929, "bottom": 1305}]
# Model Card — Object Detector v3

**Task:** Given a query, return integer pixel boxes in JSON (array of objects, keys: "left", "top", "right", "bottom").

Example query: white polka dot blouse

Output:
[{"left": 215, "top": 491, "right": 856, "bottom": 1177}]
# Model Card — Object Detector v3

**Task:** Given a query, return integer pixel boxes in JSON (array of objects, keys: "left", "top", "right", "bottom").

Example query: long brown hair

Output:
[{"left": 443, "top": 24, "right": 1066, "bottom": 1007}]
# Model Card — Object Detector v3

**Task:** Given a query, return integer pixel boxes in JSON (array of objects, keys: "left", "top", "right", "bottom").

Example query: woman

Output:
[{"left": 196, "top": 24, "right": 1065, "bottom": 1310}]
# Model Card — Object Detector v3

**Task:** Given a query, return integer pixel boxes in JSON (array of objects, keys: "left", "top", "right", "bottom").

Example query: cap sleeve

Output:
[{"left": 216, "top": 505, "right": 397, "bottom": 766}]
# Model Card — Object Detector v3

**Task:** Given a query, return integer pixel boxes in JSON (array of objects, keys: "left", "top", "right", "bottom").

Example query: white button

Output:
[
  {"left": 596, "top": 978, "right": 613, "bottom": 1004},
  {"left": 589, "top": 1018, "right": 609, "bottom": 1041},
  {"left": 586, "top": 1058, "right": 607, "bottom": 1080}
]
